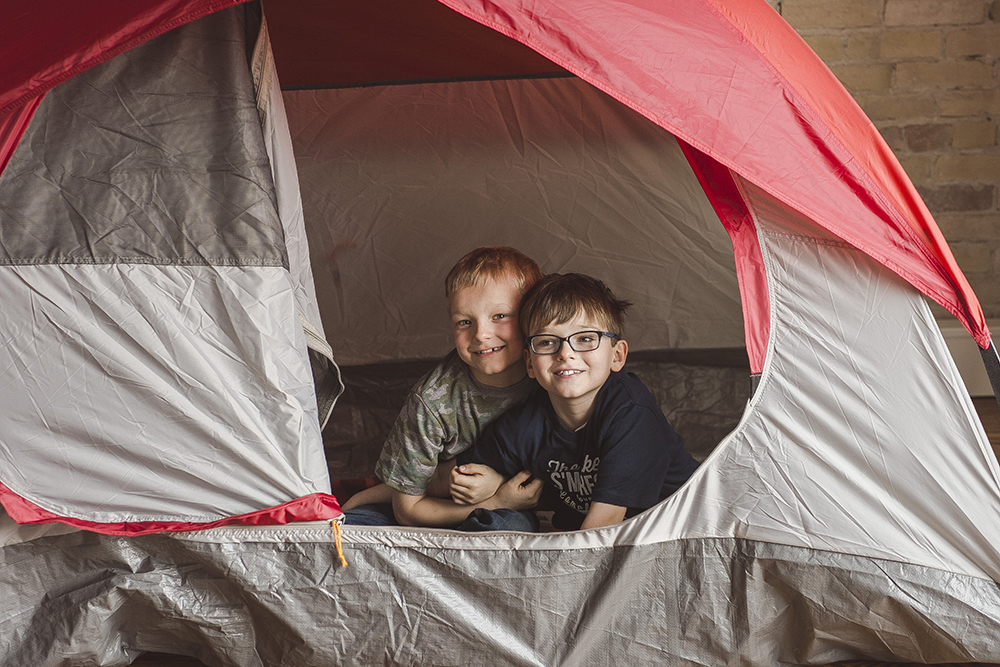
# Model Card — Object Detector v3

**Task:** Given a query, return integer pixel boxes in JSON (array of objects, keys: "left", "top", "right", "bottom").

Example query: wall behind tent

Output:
[{"left": 284, "top": 77, "right": 745, "bottom": 366}]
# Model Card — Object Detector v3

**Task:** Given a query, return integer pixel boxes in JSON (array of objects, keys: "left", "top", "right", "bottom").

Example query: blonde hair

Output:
[
  {"left": 445, "top": 246, "right": 543, "bottom": 296},
  {"left": 520, "top": 273, "right": 632, "bottom": 339}
]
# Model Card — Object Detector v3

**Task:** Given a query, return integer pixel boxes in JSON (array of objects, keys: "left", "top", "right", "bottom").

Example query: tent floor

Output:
[{"left": 126, "top": 397, "right": 1000, "bottom": 667}]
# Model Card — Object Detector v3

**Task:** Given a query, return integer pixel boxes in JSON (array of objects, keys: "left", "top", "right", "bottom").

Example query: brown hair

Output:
[
  {"left": 520, "top": 273, "right": 632, "bottom": 339},
  {"left": 444, "top": 246, "right": 543, "bottom": 296}
]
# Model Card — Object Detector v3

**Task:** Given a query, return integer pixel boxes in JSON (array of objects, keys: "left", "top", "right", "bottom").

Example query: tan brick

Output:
[
  {"left": 945, "top": 26, "right": 1000, "bottom": 57},
  {"left": 950, "top": 243, "right": 994, "bottom": 272},
  {"left": 880, "top": 30, "right": 942, "bottom": 58},
  {"left": 939, "top": 90, "right": 1000, "bottom": 116},
  {"left": 937, "top": 212, "right": 1000, "bottom": 241},
  {"left": 803, "top": 34, "right": 844, "bottom": 62},
  {"left": 846, "top": 33, "right": 879, "bottom": 60},
  {"left": 879, "top": 125, "right": 907, "bottom": 151},
  {"left": 831, "top": 63, "right": 894, "bottom": 90},
  {"left": 905, "top": 123, "right": 953, "bottom": 150},
  {"left": 936, "top": 90, "right": 1000, "bottom": 118},
  {"left": 896, "top": 60, "right": 994, "bottom": 88},
  {"left": 968, "top": 277, "right": 1000, "bottom": 319},
  {"left": 936, "top": 154, "right": 1000, "bottom": 180},
  {"left": 953, "top": 121, "right": 998, "bottom": 148},
  {"left": 782, "top": 0, "right": 882, "bottom": 29},
  {"left": 900, "top": 154, "right": 932, "bottom": 181},
  {"left": 916, "top": 183, "right": 996, "bottom": 210},
  {"left": 885, "top": 0, "right": 986, "bottom": 27},
  {"left": 857, "top": 93, "right": 938, "bottom": 120}
]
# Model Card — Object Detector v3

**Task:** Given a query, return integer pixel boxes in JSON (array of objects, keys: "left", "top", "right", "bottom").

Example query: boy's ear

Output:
[
  {"left": 611, "top": 339, "right": 628, "bottom": 372},
  {"left": 524, "top": 348, "right": 536, "bottom": 379}
]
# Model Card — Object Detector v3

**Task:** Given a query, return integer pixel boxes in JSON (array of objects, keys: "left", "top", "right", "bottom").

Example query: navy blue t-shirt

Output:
[{"left": 459, "top": 370, "right": 699, "bottom": 529}]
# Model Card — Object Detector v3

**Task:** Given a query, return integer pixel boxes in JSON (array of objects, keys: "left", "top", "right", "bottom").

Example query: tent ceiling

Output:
[{"left": 263, "top": 0, "right": 565, "bottom": 88}]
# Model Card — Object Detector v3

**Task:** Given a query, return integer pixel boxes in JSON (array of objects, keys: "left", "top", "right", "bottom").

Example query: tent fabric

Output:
[
  {"left": 250, "top": 15, "right": 344, "bottom": 426},
  {"left": 286, "top": 76, "right": 745, "bottom": 366},
  {"left": 5, "top": 525, "right": 1000, "bottom": 667},
  {"left": 0, "top": 0, "right": 252, "bottom": 177},
  {"left": 680, "top": 143, "right": 771, "bottom": 373},
  {"left": 654, "top": 174, "right": 1000, "bottom": 581},
  {"left": 0, "top": 6, "right": 342, "bottom": 534},
  {"left": 3, "top": 208, "right": 999, "bottom": 661},
  {"left": 0, "top": 95, "right": 43, "bottom": 176},
  {"left": 2, "top": 0, "right": 1000, "bottom": 663},
  {"left": 437, "top": 0, "right": 991, "bottom": 354}
]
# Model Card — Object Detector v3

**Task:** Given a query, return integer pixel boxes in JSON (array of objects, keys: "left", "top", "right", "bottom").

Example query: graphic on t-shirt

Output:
[{"left": 547, "top": 455, "right": 599, "bottom": 513}]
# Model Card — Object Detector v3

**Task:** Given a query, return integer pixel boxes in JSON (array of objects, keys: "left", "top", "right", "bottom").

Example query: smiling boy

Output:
[
  {"left": 342, "top": 247, "right": 543, "bottom": 528},
  {"left": 455, "top": 273, "right": 699, "bottom": 531}
]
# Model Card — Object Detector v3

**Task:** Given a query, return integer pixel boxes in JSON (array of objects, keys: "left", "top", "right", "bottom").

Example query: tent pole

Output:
[{"left": 982, "top": 342, "right": 1000, "bottom": 411}]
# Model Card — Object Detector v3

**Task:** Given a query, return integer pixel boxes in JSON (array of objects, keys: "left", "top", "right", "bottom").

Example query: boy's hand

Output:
[
  {"left": 491, "top": 470, "right": 543, "bottom": 511},
  {"left": 450, "top": 463, "right": 504, "bottom": 505}
]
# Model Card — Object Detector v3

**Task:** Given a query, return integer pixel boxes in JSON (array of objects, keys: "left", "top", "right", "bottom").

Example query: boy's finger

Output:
[{"left": 510, "top": 470, "right": 532, "bottom": 485}]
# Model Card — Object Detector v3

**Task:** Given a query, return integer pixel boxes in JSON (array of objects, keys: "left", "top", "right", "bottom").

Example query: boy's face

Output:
[
  {"left": 449, "top": 276, "right": 527, "bottom": 388},
  {"left": 525, "top": 310, "right": 627, "bottom": 408}
]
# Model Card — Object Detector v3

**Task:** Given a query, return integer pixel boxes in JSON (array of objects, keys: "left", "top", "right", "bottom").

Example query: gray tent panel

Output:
[
  {"left": 3, "top": 522, "right": 1000, "bottom": 667},
  {"left": 0, "top": 6, "right": 336, "bottom": 526},
  {"left": 0, "top": 9, "right": 285, "bottom": 269}
]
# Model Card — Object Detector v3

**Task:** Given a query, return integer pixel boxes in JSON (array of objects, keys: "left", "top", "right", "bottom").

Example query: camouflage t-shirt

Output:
[{"left": 375, "top": 350, "right": 536, "bottom": 495}]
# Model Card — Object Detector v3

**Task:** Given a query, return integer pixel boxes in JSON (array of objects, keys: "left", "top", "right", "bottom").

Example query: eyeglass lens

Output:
[{"left": 531, "top": 332, "right": 604, "bottom": 354}]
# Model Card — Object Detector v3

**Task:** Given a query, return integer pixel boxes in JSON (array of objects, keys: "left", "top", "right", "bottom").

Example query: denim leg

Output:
[
  {"left": 457, "top": 508, "right": 539, "bottom": 532},
  {"left": 343, "top": 503, "right": 398, "bottom": 527}
]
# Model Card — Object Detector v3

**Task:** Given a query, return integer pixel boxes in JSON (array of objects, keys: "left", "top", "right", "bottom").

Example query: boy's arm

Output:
[
  {"left": 450, "top": 414, "right": 528, "bottom": 505},
  {"left": 425, "top": 458, "right": 459, "bottom": 498},
  {"left": 391, "top": 471, "right": 542, "bottom": 527},
  {"left": 341, "top": 483, "right": 393, "bottom": 510},
  {"left": 449, "top": 463, "right": 505, "bottom": 505},
  {"left": 580, "top": 502, "right": 627, "bottom": 530}
]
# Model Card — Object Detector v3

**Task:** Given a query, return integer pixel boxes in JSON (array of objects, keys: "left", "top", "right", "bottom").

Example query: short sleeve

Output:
[
  {"left": 591, "top": 404, "right": 677, "bottom": 509},
  {"left": 374, "top": 392, "right": 449, "bottom": 495}
]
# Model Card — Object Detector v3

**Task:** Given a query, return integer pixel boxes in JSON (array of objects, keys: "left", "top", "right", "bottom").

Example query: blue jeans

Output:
[{"left": 344, "top": 503, "right": 538, "bottom": 532}]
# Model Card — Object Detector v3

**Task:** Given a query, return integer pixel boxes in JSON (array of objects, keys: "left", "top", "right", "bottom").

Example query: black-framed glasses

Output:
[{"left": 526, "top": 331, "right": 618, "bottom": 355}]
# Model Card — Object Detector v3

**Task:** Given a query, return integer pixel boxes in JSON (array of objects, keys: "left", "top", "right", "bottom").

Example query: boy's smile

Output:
[
  {"left": 525, "top": 312, "right": 627, "bottom": 428},
  {"left": 449, "top": 276, "right": 527, "bottom": 388}
]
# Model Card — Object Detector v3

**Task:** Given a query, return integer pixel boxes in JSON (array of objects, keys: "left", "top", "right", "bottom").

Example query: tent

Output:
[{"left": 2, "top": 1, "right": 1000, "bottom": 665}]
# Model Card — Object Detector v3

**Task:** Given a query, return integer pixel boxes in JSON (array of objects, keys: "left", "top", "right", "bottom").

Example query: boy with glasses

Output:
[{"left": 454, "top": 273, "right": 699, "bottom": 530}]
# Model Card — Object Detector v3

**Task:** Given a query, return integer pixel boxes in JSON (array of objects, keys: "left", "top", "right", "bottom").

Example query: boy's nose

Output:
[{"left": 474, "top": 322, "right": 493, "bottom": 340}]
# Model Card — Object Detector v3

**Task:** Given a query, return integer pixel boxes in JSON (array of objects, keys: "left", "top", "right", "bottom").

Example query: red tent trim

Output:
[
  {"left": 0, "top": 481, "right": 343, "bottom": 536},
  {"left": 0, "top": 95, "right": 43, "bottom": 176},
  {"left": 680, "top": 141, "right": 770, "bottom": 375}
]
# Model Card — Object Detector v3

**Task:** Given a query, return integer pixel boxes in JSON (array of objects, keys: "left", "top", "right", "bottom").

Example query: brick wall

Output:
[{"left": 773, "top": 0, "right": 1000, "bottom": 319}]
